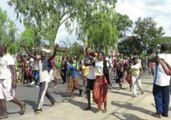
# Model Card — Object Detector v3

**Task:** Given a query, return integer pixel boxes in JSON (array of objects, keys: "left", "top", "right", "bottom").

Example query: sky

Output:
[{"left": 0, "top": 0, "right": 171, "bottom": 44}]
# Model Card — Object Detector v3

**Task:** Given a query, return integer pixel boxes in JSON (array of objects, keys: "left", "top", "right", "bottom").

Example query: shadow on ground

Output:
[
  {"left": 54, "top": 91, "right": 71, "bottom": 99},
  {"left": 68, "top": 99, "right": 97, "bottom": 113},
  {"left": 112, "top": 112, "right": 148, "bottom": 120},
  {"left": 111, "top": 91, "right": 132, "bottom": 97},
  {"left": 111, "top": 101, "right": 153, "bottom": 116},
  {"left": 8, "top": 111, "right": 20, "bottom": 115},
  {"left": 142, "top": 82, "right": 152, "bottom": 85},
  {"left": 23, "top": 100, "right": 37, "bottom": 112}
]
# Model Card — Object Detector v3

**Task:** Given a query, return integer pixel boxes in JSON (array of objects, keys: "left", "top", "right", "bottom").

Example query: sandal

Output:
[
  {"left": 103, "top": 109, "right": 107, "bottom": 113},
  {"left": 20, "top": 103, "right": 26, "bottom": 115}
]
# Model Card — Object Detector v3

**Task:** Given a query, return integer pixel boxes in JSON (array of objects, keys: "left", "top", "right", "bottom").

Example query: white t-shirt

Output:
[
  {"left": 0, "top": 54, "right": 15, "bottom": 79},
  {"left": 39, "top": 61, "right": 50, "bottom": 83},
  {"left": 87, "top": 65, "right": 96, "bottom": 80},
  {"left": 95, "top": 60, "right": 104, "bottom": 76},
  {"left": 154, "top": 53, "right": 171, "bottom": 86}
]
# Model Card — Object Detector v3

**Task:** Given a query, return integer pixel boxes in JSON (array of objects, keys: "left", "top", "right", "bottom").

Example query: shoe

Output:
[
  {"left": 20, "top": 103, "right": 26, "bottom": 115},
  {"left": 84, "top": 106, "right": 91, "bottom": 110},
  {"left": 151, "top": 113, "right": 162, "bottom": 118},
  {"left": 35, "top": 109, "right": 42, "bottom": 114},
  {"left": 51, "top": 100, "right": 56, "bottom": 106},
  {"left": 96, "top": 108, "right": 101, "bottom": 113},
  {"left": 30, "top": 81, "right": 35, "bottom": 85},
  {"left": 162, "top": 113, "right": 168, "bottom": 117}
]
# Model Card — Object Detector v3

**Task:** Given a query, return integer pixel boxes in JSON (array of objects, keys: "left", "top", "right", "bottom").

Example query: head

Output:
[
  {"left": 0, "top": 45, "right": 7, "bottom": 57},
  {"left": 89, "top": 52, "right": 96, "bottom": 60},
  {"left": 86, "top": 47, "right": 94, "bottom": 57},
  {"left": 97, "top": 51, "right": 104, "bottom": 61},
  {"left": 133, "top": 56, "right": 138, "bottom": 64},
  {"left": 125, "top": 64, "right": 131, "bottom": 71},
  {"left": 68, "top": 56, "right": 73, "bottom": 64},
  {"left": 41, "top": 51, "right": 47, "bottom": 59},
  {"left": 160, "top": 43, "right": 169, "bottom": 53},
  {"left": 41, "top": 48, "right": 51, "bottom": 59}
]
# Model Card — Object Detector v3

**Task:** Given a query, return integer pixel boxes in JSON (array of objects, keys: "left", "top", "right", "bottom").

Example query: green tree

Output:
[
  {"left": 118, "top": 17, "right": 166, "bottom": 56},
  {"left": 20, "top": 27, "right": 37, "bottom": 47},
  {"left": 77, "top": 6, "right": 132, "bottom": 53},
  {"left": 0, "top": 8, "right": 19, "bottom": 54},
  {"left": 133, "top": 17, "right": 165, "bottom": 48},
  {"left": 69, "top": 42, "right": 84, "bottom": 58},
  {"left": 118, "top": 36, "right": 142, "bottom": 56},
  {"left": 8, "top": 0, "right": 117, "bottom": 46}
]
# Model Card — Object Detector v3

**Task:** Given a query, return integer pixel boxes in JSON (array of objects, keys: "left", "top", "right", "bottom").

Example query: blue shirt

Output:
[{"left": 67, "top": 64, "right": 79, "bottom": 77}]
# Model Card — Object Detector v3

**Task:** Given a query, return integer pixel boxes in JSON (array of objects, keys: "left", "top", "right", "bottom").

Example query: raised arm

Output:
[
  {"left": 84, "top": 59, "right": 95, "bottom": 66},
  {"left": 22, "top": 46, "right": 39, "bottom": 61},
  {"left": 159, "top": 59, "right": 171, "bottom": 75},
  {"left": 49, "top": 44, "right": 58, "bottom": 60},
  {"left": 84, "top": 56, "right": 95, "bottom": 66}
]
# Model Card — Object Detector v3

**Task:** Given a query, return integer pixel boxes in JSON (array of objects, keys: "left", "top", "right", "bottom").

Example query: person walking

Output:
[
  {"left": 131, "top": 57, "right": 144, "bottom": 97},
  {"left": 60, "top": 56, "right": 67, "bottom": 84},
  {"left": 67, "top": 57, "right": 82, "bottom": 97},
  {"left": 93, "top": 51, "right": 110, "bottom": 113},
  {"left": 84, "top": 52, "right": 96, "bottom": 110},
  {"left": 0, "top": 46, "right": 26, "bottom": 119},
  {"left": 115, "top": 55, "right": 123, "bottom": 89},
  {"left": 24, "top": 45, "right": 58, "bottom": 114}
]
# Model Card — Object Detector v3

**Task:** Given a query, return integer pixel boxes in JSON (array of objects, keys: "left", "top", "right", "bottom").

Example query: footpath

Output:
[{"left": 6, "top": 75, "right": 171, "bottom": 120}]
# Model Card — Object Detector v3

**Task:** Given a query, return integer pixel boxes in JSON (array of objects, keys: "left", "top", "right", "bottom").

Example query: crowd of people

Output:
[{"left": 0, "top": 43, "right": 171, "bottom": 119}]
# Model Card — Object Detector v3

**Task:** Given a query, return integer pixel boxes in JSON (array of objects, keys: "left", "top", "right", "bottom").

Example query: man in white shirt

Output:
[
  {"left": 24, "top": 45, "right": 58, "bottom": 114},
  {"left": 84, "top": 52, "right": 96, "bottom": 110},
  {"left": 0, "top": 46, "right": 26, "bottom": 119},
  {"left": 149, "top": 43, "right": 171, "bottom": 118}
]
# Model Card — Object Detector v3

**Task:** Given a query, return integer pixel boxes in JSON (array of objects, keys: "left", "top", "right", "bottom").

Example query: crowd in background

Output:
[{"left": 1, "top": 43, "right": 171, "bottom": 119}]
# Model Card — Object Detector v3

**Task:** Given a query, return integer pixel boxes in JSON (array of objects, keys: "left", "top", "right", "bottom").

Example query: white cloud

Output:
[{"left": 116, "top": 0, "right": 171, "bottom": 36}]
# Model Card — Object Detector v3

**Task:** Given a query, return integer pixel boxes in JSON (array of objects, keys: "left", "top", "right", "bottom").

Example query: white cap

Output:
[
  {"left": 30, "top": 58, "right": 34, "bottom": 62},
  {"left": 41, "top": 48, "right": 51, "bottom": 53}
]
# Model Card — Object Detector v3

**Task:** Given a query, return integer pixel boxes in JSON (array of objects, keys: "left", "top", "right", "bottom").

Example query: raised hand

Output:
[{"left": 54, "top": 44, "right": 59, "bottom": 51}]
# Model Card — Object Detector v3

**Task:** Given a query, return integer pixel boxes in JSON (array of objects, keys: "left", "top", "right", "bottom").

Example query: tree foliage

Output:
[
  {"left": 77, "top": 3, "right": 132, "bottom": 53},
  {"left": 8, "top": 0, "right": 117, "bottom": 47},
  {"left": 118, "top": 17, "right": 165, "bottom": 56},
  {"left": 118, "top": 36, "right": 142, "bottom": 55},
  {"left": 0, "top": 8, "right": 19, "bottom": 54},
  {"left": 133, "top": 17, "right": 165, "bottom": 45}
]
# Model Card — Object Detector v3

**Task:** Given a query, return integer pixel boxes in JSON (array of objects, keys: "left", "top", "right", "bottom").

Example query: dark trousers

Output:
[
  {"left": 153, "top": 84, "right": 170, "bottom": 116},
  {"left": 37, "top": 82, "right": 55, "bottom": 109},
  {"left": 61, "top": 70, "right": 66, "bottom": 83}
]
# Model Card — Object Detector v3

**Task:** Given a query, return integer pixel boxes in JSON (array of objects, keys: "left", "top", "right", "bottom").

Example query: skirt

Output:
[
  {"left": 67, "top": 77, "right": 80, "bottom": 91},
  {"left": 93, "top": 76, "right": 108, "bottom": 108}
]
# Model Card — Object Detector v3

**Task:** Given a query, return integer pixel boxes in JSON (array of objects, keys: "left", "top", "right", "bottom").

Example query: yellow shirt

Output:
[
  {"left": 131, "top": 63, "right": 142, "bottom": 76},
  {"left": 82, "top": 65, "right": 89, "bottom": 76}
]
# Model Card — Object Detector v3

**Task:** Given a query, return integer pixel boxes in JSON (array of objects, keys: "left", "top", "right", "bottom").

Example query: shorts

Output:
[
  {"left": 0, "top": 79, "right": 15, "bottom": 101},
  {"left": 86, "top": 79, "right": 95, "bottom": 90}
]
